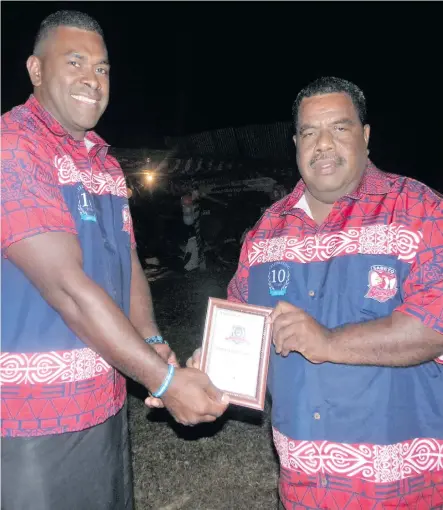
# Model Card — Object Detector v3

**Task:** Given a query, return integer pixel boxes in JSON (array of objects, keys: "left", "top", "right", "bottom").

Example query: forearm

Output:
[
  {"left": 329, "top": 312, "right": 443, "bottom": 367},
  {"left": 6, "top": 234, "right": 168, "bottom": 392},
  {"left": 129, "top": 250, "right": 160, "bottom": 339},
  {"left": 50, "top": 274, "right": 167, "bottom": 391}
]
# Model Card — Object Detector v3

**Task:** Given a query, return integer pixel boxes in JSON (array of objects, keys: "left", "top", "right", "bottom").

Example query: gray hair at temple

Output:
[
  {"left": 33, "top": 10, "right": 104, "bottom": 56},
  {"left": 292, "top": 77, "right": 367, "bottom": 131}
]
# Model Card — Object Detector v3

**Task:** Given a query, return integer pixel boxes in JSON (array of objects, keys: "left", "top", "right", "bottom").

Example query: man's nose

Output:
[
  {"left": 81, "top": 68, "right": 101, "bottom": 91},
  {"left": 315, "top": 129, "right": 334, "bottom": 152}
]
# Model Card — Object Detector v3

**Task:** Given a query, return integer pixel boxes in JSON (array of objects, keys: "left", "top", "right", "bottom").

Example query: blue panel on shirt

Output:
[
  {"left": 248, "top": 256, "right": 443, "bottom": 444},
  {"left": 1, "top": 185, "right": 131, "bottom": 353}
]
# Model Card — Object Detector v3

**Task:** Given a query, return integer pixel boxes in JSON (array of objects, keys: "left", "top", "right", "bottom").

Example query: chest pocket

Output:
[
  {"left": 357, "top": 254, "right": 410, "bottom": 320},
  {"left": 296, "top": 254, "right": 412, "bottom": 329}
]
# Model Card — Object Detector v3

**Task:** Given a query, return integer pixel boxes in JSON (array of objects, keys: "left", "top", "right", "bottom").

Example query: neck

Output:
[{"left": 305, "top": 192, "right": 334, "bottom": 225}]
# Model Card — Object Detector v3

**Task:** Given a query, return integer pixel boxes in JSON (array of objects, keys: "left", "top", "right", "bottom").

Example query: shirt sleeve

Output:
[
  {"left": 1, "top": 132, "right": 77, "bottom": 254},
  {"left": 227, "top": 232, "right": 252, "bottom": 303},
  {"left": 394, "top": 200, "right": 443, "bottom": 362}
]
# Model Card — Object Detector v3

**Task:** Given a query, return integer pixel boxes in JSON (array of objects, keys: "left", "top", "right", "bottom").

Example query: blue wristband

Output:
[
  {"left": 145, "top": 335, "right": 168, "bottom": 346},
  {"left": 151, "top": 364, "right": 175, "bottom": 398}
]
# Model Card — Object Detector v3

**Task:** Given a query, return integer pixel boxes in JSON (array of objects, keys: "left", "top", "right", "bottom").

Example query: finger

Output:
[
  {"left": 186, "top": 348, "right": 202, "bottom": 369},
  {"left": 177, "top": 414, "right": 218, "bottom": 426},
  {"left": 272, "top": 312, "right": 304, "bottom": 342},
  {"left": 281, "top": 346, "right": 291, "bottom": 357},
  {"left": 202, "top": 384, "right": 230, "bottom": 418},
  {"left": 274, "top": 324, "right": 298, "bottom": 354},
  {"left": 167, "top": 352, "right": 180, "bottom": 367},
  {"left": 204, "top": 378, "right": 229, "bottom": 403},
  {"left": 144, "top": 396, "right": 165, "bottom": 408},
  {"left": 268, "top": 301, "right": 301, "bottom": 324},
  {"left": 267, "top": 301, "right": 286, "bottom": 324},
  {"left": 193, "top": 414, "right": 218, "bottom": 424},
  {"left": 146, "top": 397, "right": 164, "bottom": 409}
]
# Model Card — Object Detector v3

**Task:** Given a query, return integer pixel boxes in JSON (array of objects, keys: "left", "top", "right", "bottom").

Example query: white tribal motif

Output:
[
  {"left": 273, "top": 428, "right": 443, "bottom": 483},
  {"left": 54, "top": 155, "right": 127, "bottom": 197},
  {"left": 249, "top": 223, "right": 423, "bottom": 266},
  {"left": 0, "top": 348, "right": 112, "bottom": 385}
]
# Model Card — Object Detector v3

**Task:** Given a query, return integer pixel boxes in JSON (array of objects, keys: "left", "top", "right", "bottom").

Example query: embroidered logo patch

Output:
[
  {"left": 77, "top": 186, "right": 97, "bottom": 222},
  {"left": 365, "top": 265, "right": 398, "bottom": 303},
  {"left": 268, "top": 262, "right": 291, "bottom": 297},
  {"left": 122, "top": 205, "right": 132, "bottom": 234}
]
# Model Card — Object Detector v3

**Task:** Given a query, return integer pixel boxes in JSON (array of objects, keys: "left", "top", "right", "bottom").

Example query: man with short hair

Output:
[
  {"left": 1, "top": 10, "right": 228, "bottom": 510},
  {"left": 188, "top": 77, "right": 443, "bottom": 508}
]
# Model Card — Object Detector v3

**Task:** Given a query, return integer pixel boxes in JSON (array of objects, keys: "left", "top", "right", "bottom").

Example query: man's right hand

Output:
[
  {"left": 160, "top": 365, "right": 229, "bottom": 426},
  {"left": 6, "top": 233, "right": 226, "bottom": 427}
]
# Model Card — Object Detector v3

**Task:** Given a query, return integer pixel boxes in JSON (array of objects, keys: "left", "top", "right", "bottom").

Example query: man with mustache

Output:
[
  {"left": 186, "top": 77, "right": 443, "bottom": 508},
  {"left": 1, "top": 10, "right": 228, "bottom": 510}
]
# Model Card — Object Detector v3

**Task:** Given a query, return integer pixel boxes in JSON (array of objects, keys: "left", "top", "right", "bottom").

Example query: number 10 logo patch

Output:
[{"left": 268, "top": 262, "right": 291, "bottom": 296}]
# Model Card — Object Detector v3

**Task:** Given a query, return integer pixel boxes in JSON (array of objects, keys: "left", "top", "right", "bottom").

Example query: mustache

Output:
[{"left": 310, "top": 154, "right": 345, "bottom": 167}]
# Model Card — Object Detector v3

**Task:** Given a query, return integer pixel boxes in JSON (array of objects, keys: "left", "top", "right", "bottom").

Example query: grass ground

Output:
[{"left": 128, "top": 268, "right": 280, "bottom": 510}]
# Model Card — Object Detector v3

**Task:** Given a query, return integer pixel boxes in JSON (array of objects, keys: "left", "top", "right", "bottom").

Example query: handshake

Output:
[
  {"left": 144, "top": 344, "right": 228, "bottom": 427},
  {"left": 146, "top": 299, "right": 329, "bottom": 427}
]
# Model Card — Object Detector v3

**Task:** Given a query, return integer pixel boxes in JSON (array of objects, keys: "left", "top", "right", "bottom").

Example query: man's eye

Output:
[
  {"left": 96, "top": 67, "right": 108, "bottom": 75},
  {"left": 334, "top": 126, "right": 346, "bottom": 132},
  {"left": 68, "top": 61, "right": 80, "bottom": 68},
  {"left": 302, "top": 132, "right": 314, "bottom": 138}
]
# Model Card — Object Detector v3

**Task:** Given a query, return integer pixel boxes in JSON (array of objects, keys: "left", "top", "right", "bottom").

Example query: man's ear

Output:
[
  {"left": 363, "top": 124, "right": 371, "bottom": 148},
  {"left": 292, "top": 134, "right": 297, "bottom": 147},
  {"left": 26, "top": 55, "right": 43, "bottom": 87}
]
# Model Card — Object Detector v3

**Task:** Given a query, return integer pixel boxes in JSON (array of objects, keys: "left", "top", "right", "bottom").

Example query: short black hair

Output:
[
  {"left": 33, "top": 10, "right": 104, "bottom": 55},
  {"left": 292, "top": 76, "right": 367, "bottom": 130}
]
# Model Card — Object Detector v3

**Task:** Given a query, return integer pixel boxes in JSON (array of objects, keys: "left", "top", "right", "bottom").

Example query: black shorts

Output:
[{"left": 1, "top": 401, "right": 133, "bottom": 510}]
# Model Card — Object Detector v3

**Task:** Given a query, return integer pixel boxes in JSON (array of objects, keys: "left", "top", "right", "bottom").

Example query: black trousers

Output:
[{"left": 1, "top": 402, "right": 133, "bottom": 510}]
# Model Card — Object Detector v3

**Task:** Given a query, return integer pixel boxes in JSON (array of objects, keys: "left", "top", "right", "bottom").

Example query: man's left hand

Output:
[
  {"left": 144, "top": 344, "right": 179, "bottom": 409},
  {"left": 268, "top": 301, "right": 331, "bottom": 363}
]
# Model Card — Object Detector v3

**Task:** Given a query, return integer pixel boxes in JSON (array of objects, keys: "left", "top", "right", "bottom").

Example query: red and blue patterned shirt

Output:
[
  {"left": 228, "top": 163, "right": 443, "bottom": 509},
  {"left": 1, "top": 96, "right": 135, "bottom": 437}
]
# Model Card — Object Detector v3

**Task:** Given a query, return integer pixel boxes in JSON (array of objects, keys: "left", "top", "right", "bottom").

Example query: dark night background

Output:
[{"left": 1, "top": 1, "right": 442, "bottom": 191}]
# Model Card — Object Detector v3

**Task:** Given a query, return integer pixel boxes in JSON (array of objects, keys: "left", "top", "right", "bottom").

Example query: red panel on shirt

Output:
[{"left": 1, "top": 132, "right": 77, "bottom": 253}]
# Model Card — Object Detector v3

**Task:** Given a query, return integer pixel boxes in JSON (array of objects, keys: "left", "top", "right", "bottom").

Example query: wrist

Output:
[
  {"left": 145, "top": 334, "right": 169, "bottom": 346},
  {"left": 325, "top": 327, "right": 342, "bottom": 364},
  {"left": 151, "top": 364, "right": 175, "bottom": 398}
]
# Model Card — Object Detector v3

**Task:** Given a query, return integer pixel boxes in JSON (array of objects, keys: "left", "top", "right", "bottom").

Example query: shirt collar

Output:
[
  {"left": 277, "top": 159, "right": 397, "bottom": 216},
  {"left": 347, "top": 160, "right": 395, "bottom": 199},
  {"left": 293, "top": 194, "right": 313, "bottom": 219},
  {"left": 25, "top": 95, "right": 109, "bottom": 150}
]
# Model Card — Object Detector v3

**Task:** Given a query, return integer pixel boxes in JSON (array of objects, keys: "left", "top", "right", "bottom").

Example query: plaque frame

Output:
[{"left": 199, "top": 297, "right": 273, "bottom": 411}]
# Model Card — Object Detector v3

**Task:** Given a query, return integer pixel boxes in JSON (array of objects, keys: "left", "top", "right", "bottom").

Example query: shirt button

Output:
[
  {"left": 314, "top": 412, "right": 321, "bottom": 420},
  {"left": 320, "top": 476, "right": 327, "bottom": 487},
  {"left": 308, "top": 290, "right": 315, "bottom": 297}
]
